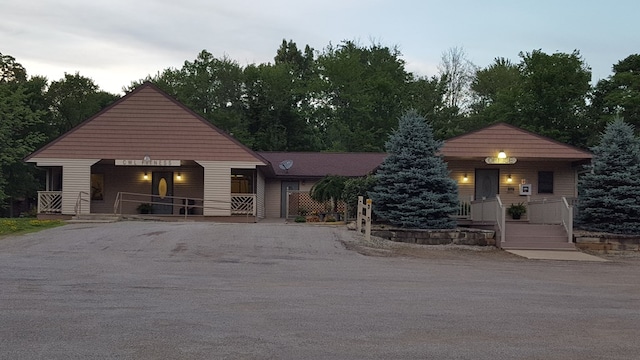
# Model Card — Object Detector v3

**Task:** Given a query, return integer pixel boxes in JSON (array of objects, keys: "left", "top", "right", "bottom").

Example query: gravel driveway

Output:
[{"left": 1, "top": 221, "right": 639, "bottom": 359}]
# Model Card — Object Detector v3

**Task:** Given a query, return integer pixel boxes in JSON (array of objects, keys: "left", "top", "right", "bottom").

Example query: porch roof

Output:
[
  {"left": 441, "top": 123, "right": 592, "bottom": 161},
  {"left": 258, "top": 152, "right": 387, "bottom": 178}
]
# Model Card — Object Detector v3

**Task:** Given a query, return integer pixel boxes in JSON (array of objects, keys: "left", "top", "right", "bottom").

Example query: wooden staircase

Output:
[{"left": 502, "top": 222, "right": 576, "bottom": 250}]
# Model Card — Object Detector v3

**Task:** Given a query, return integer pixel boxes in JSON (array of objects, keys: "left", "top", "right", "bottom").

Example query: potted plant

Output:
[
  {"left": 137, "top": 203, "right": 153, "bottom": 214},
  {"left": 507, "top": 202, "right": 526, "bottom": 220}
]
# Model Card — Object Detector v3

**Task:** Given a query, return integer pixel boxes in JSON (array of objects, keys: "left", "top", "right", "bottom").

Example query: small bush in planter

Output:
[
  {"left": 137, "top": 203, "right": 153, "bottom": 214},
  {"left": 294, "top": 215, "right": 307, "bottom": 223},
  {"left": 507, "top": 202, "right": 526, "bottom": 219}
]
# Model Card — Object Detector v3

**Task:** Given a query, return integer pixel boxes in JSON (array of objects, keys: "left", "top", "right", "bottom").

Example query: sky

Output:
[{"left": 3, "top": 0, "right": 638, "bottom": 95}]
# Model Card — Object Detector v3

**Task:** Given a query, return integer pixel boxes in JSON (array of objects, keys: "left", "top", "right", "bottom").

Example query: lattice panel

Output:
[
  {"left": 38, "top": 191, "right": 62, "bottom": 213},
  {"left": 231, "top": 195, "right": 255, "bottom": 215},
  {"left": 287, "top": 191, "right": 345, "bottom": 217}
]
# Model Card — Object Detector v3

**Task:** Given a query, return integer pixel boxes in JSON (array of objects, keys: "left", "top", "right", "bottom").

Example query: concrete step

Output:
[{"left": 71, "top": 214, "right": 121, "bottom": 222}]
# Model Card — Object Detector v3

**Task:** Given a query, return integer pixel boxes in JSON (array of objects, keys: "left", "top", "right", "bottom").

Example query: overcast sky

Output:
[{"left": 3, "top": 0, "right": 638, "bottom": 94}]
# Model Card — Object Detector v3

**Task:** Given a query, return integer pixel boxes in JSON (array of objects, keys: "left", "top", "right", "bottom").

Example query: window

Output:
[{"left": 538, "top": 171, "right": 553, "bottom": 194}]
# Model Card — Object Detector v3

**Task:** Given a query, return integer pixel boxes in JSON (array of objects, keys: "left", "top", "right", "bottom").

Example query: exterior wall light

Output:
[
  {"left": 176, "top": 173, "right": 182, "bottom": 180},
  {"left": 143, "top": 172, "right": 149, "bottom": 180},
  {"left": 507, "top": 174, "right": 513, "bottom": 182},
  {"left": 463, "top": 174, "right": 468, "bottom": 182},
  {"left": 498, "top": 150, "right": 507, "bottom": 159}
]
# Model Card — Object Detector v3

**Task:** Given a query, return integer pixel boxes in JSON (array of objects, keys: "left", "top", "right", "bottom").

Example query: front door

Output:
[
  {"left": 280, "top": 181, "right": 299, "bottom": 218},
  {"left": 152, "top": 172, "right": 174, "bottom": 214},
  {"left": 475, "top": 169, "right": 499, "bottom": 200}
]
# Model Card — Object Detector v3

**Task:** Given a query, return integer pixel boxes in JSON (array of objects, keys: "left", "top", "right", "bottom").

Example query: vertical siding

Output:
[
  {"left": 34, "top": 158, "right": 99, "bottom": 215},
  {"left": 256, "top": 170, "right": 266, "bottom": 218},
  {"left": 264, "top": 179, "right": 281, "bottom": 218}
]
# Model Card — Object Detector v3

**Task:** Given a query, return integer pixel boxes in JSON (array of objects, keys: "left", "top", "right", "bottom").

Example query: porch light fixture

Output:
[
  {"left": 176, "top": 173, "right": 182, "bottom": 180},
  {"left": 507, "top": 174, "right": 513, "bottom": 183},
  {"left": 143, "top": 172, "right": 148, "bottom": 180},
  {"left": 143, "top": 154, "right": 151, "bottom": 162},
  {"left": 463, "top": 174, "right": 468, "bottom": 182},
  {"left": 498, "top": 150, "right": 507, "bottom": 159}
]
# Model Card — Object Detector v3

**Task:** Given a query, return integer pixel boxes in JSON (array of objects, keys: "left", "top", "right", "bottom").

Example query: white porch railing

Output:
[
  {"left": 470, "top": 196, "right": 505, "bottom": 245},
  {"left": 37, "top": 191, "right": 62, "bottom": 213},
  {"left": 528, "top": 198, "right": 563, "bottom": 224},
  {"left": 561, "top": 197, "right": 573, "bottom": 243},
  {"left": 231, "top": 194, "right": 256, "bottom": 215}
]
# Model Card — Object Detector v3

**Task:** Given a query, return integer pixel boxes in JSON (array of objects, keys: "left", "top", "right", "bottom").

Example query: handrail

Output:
[
  {"left": 496, "top": 195, "right": 506, "bottom": 245},
  {"left": 74, "top": 191, "right": 90, "bottom": 215},
  {"left": 561, "top": 197, "right": 573, "bottom": 243},
  {"left": 112, "top": 191, "right": 256, "bottom": 218}
]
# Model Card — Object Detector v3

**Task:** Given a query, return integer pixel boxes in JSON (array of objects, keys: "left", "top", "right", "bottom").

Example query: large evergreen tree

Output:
[
  {"left": 577, "top": 118, "right": 640, "bottom": 234},
  {"left": 369, "top": 110, "right": 458, "bottom": 228}
]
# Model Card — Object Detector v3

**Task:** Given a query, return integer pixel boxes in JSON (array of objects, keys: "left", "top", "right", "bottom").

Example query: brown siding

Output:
[
  {"left": 28, "top": 85, "right": 265, "bottom": 163},
  {"left": 264, "top": 179, "right": 281, "bottom": 218}
]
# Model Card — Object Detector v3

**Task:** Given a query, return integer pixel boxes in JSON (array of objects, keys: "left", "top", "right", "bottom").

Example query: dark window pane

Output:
[{"left": 538, "top": 171, "right": 553, "bottom": 194}]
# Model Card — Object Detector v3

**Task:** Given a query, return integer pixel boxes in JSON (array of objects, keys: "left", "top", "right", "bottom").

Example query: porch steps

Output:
[
  {"left": 70, "top": 214, "right": 121, "bottom": 223},
  {"left": 502, "top": 222, "right": 576, "bottom": 250}
]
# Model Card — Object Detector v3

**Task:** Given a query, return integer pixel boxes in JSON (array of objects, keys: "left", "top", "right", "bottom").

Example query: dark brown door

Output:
[
  {"left": 152, "top": 172, "right": 174, "bottom": 214},
  {"left": 475, "top": 169, "right": 499, "bottom": 200}
]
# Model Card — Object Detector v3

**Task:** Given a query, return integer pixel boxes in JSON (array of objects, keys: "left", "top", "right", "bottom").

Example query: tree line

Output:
[{"left": 1, "top": 40, "right": 639, "bottom": 215}]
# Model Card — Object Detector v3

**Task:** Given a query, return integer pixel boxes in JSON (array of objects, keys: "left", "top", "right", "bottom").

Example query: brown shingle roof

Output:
[
  {"left": 258, "top": 152, "right": 387, "bottom": 178},
  {"left": 441, "top": 123, "right": 592, "bottom": 161},
  {"left": 26, "top": 83, "right": 266, "bottom": 164}
]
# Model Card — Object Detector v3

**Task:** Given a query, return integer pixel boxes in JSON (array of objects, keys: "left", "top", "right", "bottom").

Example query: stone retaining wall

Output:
[
  {"left": 574, "top": 233, "right": 640, "bottom": 253},
  {"left": 371, "top": 228, "right": 496, "bottom": 246}
]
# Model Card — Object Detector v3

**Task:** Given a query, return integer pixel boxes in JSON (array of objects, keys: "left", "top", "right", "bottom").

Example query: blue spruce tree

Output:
[
  {"left": 369, "top": 110, "right": 458, "bottom": 228},
  {"left": 577, "top": 118, "right": 640, "bottom": 234}
]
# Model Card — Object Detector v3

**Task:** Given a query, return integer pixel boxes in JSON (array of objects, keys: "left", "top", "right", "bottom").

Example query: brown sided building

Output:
[{"left": 26, "top": 83, "right": 591, "bottom": 222}]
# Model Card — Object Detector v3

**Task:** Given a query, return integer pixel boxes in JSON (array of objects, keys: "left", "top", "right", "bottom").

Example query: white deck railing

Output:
[
  {"left": 231, "top": 194, "right": 256, "bottom": 215},
  {"left": 470, "top": 196, "right": 505, "bottom": 245},
  {"left": 561, "top": 197, "right": 573, "bottom": 243},
  {"left": 37, "top": 191, "right": 62, "bottom": 213}
]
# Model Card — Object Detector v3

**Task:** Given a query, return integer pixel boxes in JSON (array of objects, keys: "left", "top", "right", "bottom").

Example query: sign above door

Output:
[{"left": 115, "top": 159, "right": 181, "bottom": 166}]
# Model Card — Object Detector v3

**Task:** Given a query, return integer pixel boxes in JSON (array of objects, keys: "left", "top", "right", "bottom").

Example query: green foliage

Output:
[
  {"left": 507, "top": 202, "right": 527, "bottom": 218},
  {"left": 369, "top": 110, "right": 458, "bottom": 229},
  {"left": 46, "top": 73, "right": 118, "bottom": 135},
  {"left": 577, "top": 118, "right": 640, "bottom": 234},
  {"left": 590, "top": 54, "right": 640, "bottom": 142},
  {"left": 309, "top": 175, "right": 347, "bottom": 213},
  {"left": 469, "top": 50, "right": 592, "bottom": 147},
  {"left": 342, "top": 175, "right": 377, "bottom": 217},
  {"left": 294, "top": 215, "right": 307, "bottom": 223},
  {"left": 0, "top": 218, "right": 64, "bottom": 236}
]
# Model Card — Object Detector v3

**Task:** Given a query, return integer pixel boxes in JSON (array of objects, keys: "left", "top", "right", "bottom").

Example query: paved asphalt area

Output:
[{"left": 1, "top": 221, "right": 639, "bottom": 360}]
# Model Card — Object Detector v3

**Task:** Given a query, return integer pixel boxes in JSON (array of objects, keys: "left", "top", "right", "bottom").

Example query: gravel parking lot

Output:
[{"left": 1, "top": 221, "right": 639, "bottom": 359}]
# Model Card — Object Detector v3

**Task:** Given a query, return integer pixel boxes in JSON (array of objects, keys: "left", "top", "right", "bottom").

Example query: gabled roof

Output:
[
  {"left": 258, "top": 152, "right": 387, "bottom": 178},
  {"left": 441, "top": 122, "right": 592, "bottom": 161},
  {"left": 25, "top": 83, "right": 266, "bottom": 164}
]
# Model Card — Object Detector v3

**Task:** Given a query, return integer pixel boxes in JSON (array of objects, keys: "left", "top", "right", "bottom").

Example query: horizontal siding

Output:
[
  {"left": 59, "top": 159, "right": 100, "bottom": 215},
  {"left": 264, "top": 179, "right": 281, "bottom": 218},
  {"left": 91, "top": 164, "right": 204, "bottom": 215},
  {"left": 449, "top": 160, "right": 578, "bottom": 206},
  {"left": 197, "top": 161, "right": 232, "bottom": 216}
]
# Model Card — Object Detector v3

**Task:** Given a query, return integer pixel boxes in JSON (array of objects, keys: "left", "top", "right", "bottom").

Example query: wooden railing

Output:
[
  {"left": 37, "top": 191, "right": 62, "bottom": 213},
  {"left": 230, "top": 194, "right": 256, "bottom": 215}
]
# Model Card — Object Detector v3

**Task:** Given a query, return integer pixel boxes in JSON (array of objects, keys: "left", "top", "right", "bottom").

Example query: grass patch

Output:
[{"left": 0, "top": 218, "right": 65, "bottom": 237}]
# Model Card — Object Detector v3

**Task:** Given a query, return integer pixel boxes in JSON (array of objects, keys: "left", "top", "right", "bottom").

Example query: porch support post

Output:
[{"left": 196, "top": 161, "right": 232, "bottom": 216}]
